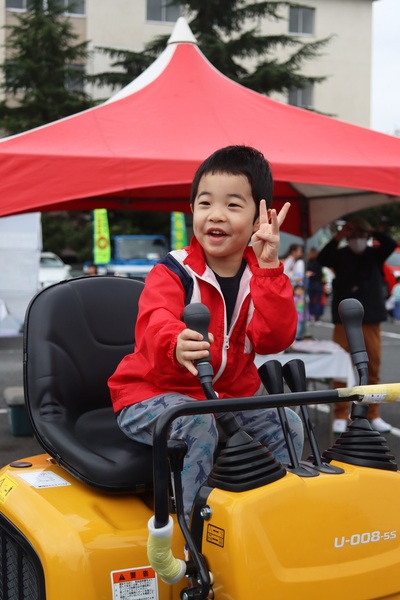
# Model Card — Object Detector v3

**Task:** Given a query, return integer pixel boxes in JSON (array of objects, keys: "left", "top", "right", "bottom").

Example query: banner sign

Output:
[
  {"left": 93, "top": 209, "right": 111, "bottom": 264},
  {"left": 170, "top": 212, "right": 188, "bottom": 250}
]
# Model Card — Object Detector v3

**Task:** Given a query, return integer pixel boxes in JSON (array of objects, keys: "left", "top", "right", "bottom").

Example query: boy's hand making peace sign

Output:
[{"left": 251, "top": 200, "right": 291, "bottom": 268}]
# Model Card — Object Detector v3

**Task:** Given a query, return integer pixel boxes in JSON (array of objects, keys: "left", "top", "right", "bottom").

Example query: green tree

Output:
[
  {"left": 93, "top": 1, "right": 329, "bottom": 98},
  {"left": 0, "top": 0, "right": 94, "bottom": 136}
]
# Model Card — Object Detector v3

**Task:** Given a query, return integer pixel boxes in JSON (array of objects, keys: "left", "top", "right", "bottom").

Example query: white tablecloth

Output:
[{"left": 255, "top": 348, "right": 356, "bottom": 388}]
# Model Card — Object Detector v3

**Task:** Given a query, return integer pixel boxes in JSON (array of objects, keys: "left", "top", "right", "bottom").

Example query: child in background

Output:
[{"left": 293, "top": 284, "right": 307, "bottom": 340}]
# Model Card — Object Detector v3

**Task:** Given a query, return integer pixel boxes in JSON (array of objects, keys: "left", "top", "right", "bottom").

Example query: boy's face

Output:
[{"left": 191, "top": 172, "right": 259, "bottom": 274}]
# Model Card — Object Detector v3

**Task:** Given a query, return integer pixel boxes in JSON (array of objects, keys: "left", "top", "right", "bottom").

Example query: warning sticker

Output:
[
  {"left": 0, "top": 474, "right": 18, "bottom": 503},
  {"left": 111, "top": 566, "right": 158, "bottom": 600},
  {"left": 16, "top": 470, "right": 71, "bottom": 489},
  {"left": 207, "top": 524, "right": 225, "bottom": 548}
]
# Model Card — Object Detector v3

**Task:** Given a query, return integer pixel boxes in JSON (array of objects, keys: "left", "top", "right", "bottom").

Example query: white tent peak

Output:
[
  {"left": 106, "top": 18, "right": 197, "bottom": 104},
  {"left": 167, "top": 17, "right": 197, "bottom": 46}
]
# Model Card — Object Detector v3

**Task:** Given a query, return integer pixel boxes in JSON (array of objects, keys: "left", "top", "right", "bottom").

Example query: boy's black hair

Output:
[{"left": 190, "top": 145, "right": 273, "bottom": 216}]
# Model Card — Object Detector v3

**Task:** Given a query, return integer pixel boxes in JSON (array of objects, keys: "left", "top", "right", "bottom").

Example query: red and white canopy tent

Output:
[{"left": 0, "top": 17, "right": 400, "bottom": 236}]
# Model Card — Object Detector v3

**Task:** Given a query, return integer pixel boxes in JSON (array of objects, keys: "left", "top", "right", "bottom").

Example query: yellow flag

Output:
[
  {"left": 93, "top": 209, "right": 111, "bottom": 264},
  {"left": 170, "top": 212, "right": 188, "bottom": 250}
]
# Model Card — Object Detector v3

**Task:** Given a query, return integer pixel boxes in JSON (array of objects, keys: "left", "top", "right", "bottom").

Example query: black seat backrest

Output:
[{"left": 23, "top": 276, "right": 153, "bottom": 492}]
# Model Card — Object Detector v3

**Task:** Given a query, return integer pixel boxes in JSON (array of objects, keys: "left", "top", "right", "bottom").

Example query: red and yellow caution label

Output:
[{"left": 111, "top": 566, "right": 157, "bottom": 599}]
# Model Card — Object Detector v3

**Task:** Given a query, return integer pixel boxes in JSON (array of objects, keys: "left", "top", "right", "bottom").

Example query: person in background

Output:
[
  {"left": 376, "top": 215, "right": 397, "bottom": 314},
  {"left": 306, "top": 247, "right": 325, "bottom": 323},
  {"left": 293, "top": 284, "right": 307, "bottom": 340},
  {"left": 87, "top": 264, "right": 98, "bottom": 275},
  {"left": 388, "top": 276, "right": 400, "bottom": 322},
  {"left": 318, "top": 217, "right": 397, "bottom": 435},
  {"left": 383, "top": 263, "right": 397, "bottom": 321},
  {"left": 283, "top": 244, "right": 305, "bottom": 286},
  {"left": 383, "top": 262, "right": 397, "bottom": 299}
]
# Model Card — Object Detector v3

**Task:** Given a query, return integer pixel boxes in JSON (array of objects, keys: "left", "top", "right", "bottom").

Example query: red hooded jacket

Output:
[{"left": 108, "top": 237, "right": 297, "bottom": 412}]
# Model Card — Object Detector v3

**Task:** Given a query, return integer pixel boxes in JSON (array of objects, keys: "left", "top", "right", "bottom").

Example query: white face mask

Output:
[{"left": 348, "top": 238, "right": 368, "bottom": 254}]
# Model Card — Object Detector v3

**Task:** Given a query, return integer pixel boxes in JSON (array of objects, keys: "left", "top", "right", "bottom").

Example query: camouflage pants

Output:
[{"left": 117, "top": 393, "right": 303, "bottom": 521}]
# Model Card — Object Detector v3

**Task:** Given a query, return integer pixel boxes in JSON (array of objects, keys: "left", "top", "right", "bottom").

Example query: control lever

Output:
[
  {"left": 282, "top": 359, "right": 343, "bottom": 474},
  {"left": 322, "top": 299, "right": 393, "bottom": 468},
  {"left": 183, "top": 303, "right": 242, "bottom": 437},
  {"left": 338, "top": 297, "right": 370, "bottom": 422},
  {"left": 182, "top": 303, "right": 215, "bottom": 393},
  {"left": 258, "top": 360, "right": 318, "bottom": 477},
  {"left": 183, "top": 303, "right": 286, "bottom": 491},
  {"left": 338, "top": 298, "right": 368, "bottom": 385}
]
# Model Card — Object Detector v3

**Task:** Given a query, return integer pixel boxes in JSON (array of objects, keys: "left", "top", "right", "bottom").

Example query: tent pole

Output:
[{"left": 300, "top": 197, "right": 310, "bottom": 337}]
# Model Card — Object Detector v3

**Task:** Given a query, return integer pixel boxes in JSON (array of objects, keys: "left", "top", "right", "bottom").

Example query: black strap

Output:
[{"left": 160, "top": 254, "right": 194, "bottom": 305}]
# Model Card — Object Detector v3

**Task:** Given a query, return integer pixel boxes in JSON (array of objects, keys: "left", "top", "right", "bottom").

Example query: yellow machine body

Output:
[
  {"left": 2, "top": 453, "right": 400, "bottom": 599},
  {"left": 0, "top": 454, "right": 185, "bottom": 600},
  {"left": 200, "top": 462, "right": 400, "bottom": 599}
]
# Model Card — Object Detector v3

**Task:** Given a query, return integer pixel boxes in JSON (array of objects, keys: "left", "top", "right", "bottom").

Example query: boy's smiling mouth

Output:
[{"left": 207, "top": 228, "right": 227, "bottom": 237}]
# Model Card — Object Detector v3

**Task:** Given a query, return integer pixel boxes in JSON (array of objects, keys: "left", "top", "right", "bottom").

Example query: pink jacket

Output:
[{"left": 108, "top": 237, "right": 297, "bottom": 412}]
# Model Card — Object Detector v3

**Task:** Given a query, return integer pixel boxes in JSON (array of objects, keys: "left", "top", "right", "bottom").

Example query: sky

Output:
[{"left": 371, "top": 0, "right": 400, "bottom": 135}]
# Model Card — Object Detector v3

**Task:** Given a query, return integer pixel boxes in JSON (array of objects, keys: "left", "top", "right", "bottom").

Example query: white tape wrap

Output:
[
  {"left": 338, "top": 383, "right": 400, "bottom": 403},
  {"left": 147, "top": 516, "right": 186, "bottom": 584}
]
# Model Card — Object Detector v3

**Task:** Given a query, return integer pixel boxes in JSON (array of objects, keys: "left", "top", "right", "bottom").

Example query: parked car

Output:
[
  {"left": 39, "top": 252, "right": 72, "bottom": 288},
  {"left": 83, "top": 234, "right": 170, "bottom": 280},
  {"left": 386, "top": 246, "right": 400, "bottom": 279}
]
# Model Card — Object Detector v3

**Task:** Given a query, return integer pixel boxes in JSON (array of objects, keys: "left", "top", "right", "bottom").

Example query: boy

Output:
[{"left": 109, "top": 145, "right": 303, "bottom": 520}]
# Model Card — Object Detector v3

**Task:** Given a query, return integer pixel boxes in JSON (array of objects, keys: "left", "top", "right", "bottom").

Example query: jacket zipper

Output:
[
  {"left": 212, "top": 302, "right": 229, "bottom": 384},
  {"left": 187, "top": 265, "right": 247, "bottom": 384}
]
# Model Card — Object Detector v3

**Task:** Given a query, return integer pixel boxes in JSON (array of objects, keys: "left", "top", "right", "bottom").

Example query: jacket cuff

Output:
[
  {"left": 168, "top": 331, "right": 188, "bottom": 371},
  {"left": 252, "top": 261, "right": 285, "bottom": 277}
]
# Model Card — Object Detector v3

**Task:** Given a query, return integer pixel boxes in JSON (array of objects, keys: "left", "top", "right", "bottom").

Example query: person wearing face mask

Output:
[{"left": 317, "top": 217, "right": 397, "bottom": 435}]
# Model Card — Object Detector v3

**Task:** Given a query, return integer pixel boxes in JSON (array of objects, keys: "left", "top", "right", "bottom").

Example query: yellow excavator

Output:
[{"left": 1, "top": 276, "right": 400, "bottom": 599}]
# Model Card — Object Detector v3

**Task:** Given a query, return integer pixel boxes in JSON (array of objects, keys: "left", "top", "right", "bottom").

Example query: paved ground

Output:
[
  {"left": 0, "top": 336, "right": 42, "bottom": 465},
  {"left": 1, "top": 301, "right": 400, "bottom": 468}
]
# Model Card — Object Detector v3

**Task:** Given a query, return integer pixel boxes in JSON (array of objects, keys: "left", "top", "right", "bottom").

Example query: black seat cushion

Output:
[{"left": 24, "top": 276, "right": 153, "bottom": 492}]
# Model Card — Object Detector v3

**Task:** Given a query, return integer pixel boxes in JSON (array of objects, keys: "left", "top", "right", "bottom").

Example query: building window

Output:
[
  {"left": 6, "top": 0, "right": 86, "bottom": 15},
  {"left": 53, "top": 0, "right": 85, "bottom": 15},
  {"left": 6, "top": 0, "right": 85, "bottom": 13},
  {"left": 4, "top": 60, "right": 21, "bottom": 90},
  {"left": 289, "top": 6, "right": 315, "bottom": 35},
  {"left": 6, "top": 0, "right": 26, "bottom": 9},
  {"left": 288, "top": 83, "right": 314, "bottom": 109},
  {"left": 4, "top": 60, "right": 84, "bottom": 92},
  {"left": 147, "top": 0, "right": 181, "bottom": 23},
  {"left": 65, "top": 64, "right": 85, "bottom": 91}
]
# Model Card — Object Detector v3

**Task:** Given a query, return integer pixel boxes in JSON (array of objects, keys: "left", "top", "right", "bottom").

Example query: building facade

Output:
[{"left": 0, "top": 0, "right": 375, "bottom": 127}]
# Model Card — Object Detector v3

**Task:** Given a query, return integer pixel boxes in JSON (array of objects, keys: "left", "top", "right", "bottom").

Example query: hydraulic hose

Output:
[{"left": 147, "top": 516, "right": 186, "bottom": 584}]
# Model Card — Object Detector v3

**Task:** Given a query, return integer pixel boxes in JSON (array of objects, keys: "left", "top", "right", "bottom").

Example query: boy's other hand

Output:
[
  {"left": 251, "top": 200, "right": 290, "bottom": 268},
  {"left": 176, "top": 328, "right": 214, "bottom": 376}
]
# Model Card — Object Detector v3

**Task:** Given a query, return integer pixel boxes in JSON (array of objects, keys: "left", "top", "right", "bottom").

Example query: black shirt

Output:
[{"left": 213, "top": 260, "right": 247, "bottom": 329}]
